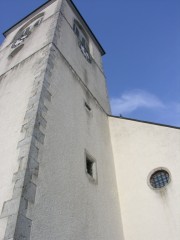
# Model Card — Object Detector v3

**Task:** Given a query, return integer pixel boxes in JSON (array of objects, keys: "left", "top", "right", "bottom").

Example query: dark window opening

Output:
[
  {"left": 11, "top": 14, "right": 44, "bottom": 49},
  {"left": 86, "top": 158, "right": 93, "bottom": 177},
  {"left": 85, "top": 154, "right": 97, "bottom": 183},
  {"left": 34, "top": 19, "right": 42, "bottom": 28},
  {"left": 85, "top": 102, "right": 91, "bottom": 112},
  {"left": 73, "top": 23, "right": 79, "bottom": 37},
  {"left": 82, "top": 37, "right": 86, "bottom": 47},
  {"left": 73, "top": 20, "right": 91, "bottom": 63}
]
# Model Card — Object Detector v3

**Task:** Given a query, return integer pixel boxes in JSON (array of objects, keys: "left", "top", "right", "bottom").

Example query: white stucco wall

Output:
[
  {"left": 54, "top": 0, "right": 110, "bottom": 114},
  {"left": 26, "top": 2, "right": 123, "bottom": 237},
  {"left": 29, "top": 47, "right": 124, "bottom": 240},
  {"left": 0, "top": 51, "right": 46, "bottom": 239},
  {"left": 109, "top": 117, "right": 180, "bottom": 240},
  {"left": 0, "top": 2, "right": 60, "bottom": 238}
]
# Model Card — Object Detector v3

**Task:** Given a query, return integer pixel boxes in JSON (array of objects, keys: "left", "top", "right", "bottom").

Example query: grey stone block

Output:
[
  {"left": 23, "top": 182, "right": 36, "bottom": 203},
  {"left": 35, "top": 114, "right": 47, "bottom": 129},
  {"left": 14, "top": 214, "right": 32, "bottom": 240},
  {"left": 18, "top": 145, "right": 31, "bottom": 159},
  {"left": 28, "top": 158, "right": 39, "bottom": 177},
  {"left": 13, "top": 170, "right": 26, "bottom": 183},
  {"left": 17, "top": 137, "right": 32, "bottom": 149},
  {"left": 0, "top": 198, "right": 21, "bottom": 219},
  {"left": 29, "top": 144, "right": 39, "bottom": 160},
  {"left": 40, "top": 85, "right": 52, "bottom": 102},
  {"left": 4, "top": 214, "right": 18, "bottom": 239},
  {"left": 33, "top": 128, "right": 45, "bottom": 144}
]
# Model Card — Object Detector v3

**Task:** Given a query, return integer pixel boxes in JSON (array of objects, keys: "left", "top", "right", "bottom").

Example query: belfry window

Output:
[
  {"left": 11, "top": 13, "right": 44, "bottom": 49},
  {"left": 12, "top": 27, "right": 31, "bottom": 49},
  {"left": 73, "top": 20, "right": 91, "bottom": 63}
]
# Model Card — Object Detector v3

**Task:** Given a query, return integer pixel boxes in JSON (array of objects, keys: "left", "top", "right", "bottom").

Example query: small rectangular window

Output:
[
  {"left": 85, "top": 152, "right": 97, "bottom": 183},
  {"left": 85, "top": 102, "right": 91, "bottom": 112},
  {"left": 86, "top": 158, "right": 93, "bottom": 176}
]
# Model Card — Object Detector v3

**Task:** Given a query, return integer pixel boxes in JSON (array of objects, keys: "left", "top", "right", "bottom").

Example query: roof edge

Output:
[{"left": 108, "top": 115, "right": 180, "bottom": 130}]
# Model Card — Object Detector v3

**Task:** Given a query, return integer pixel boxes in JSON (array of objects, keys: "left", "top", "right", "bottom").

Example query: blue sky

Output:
[{"left": 1, "top": 0, "right": 180, "bottom": 126}]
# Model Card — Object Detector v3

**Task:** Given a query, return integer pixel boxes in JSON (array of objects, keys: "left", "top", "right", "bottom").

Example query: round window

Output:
[{"left": 149, "top": 169, "right": 170, "bottom": 189}]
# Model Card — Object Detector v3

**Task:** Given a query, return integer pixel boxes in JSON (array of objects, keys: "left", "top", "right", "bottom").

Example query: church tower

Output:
[{"left": 0, "top": 0, "right": 124, "bottom": 239}]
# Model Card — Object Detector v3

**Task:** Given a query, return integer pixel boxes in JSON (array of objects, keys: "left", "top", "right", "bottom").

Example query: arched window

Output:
[
  {"left": 11, "top": 13, "right": 44, "bottom": 49},
  {"left": 73, "top": 19, "right": 91, "bottom": 63}
]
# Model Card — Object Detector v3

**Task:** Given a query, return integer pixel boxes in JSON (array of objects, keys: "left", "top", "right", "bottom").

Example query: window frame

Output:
[
  {"left": 73, "top": 19, "right": 91, "bottom": 63},
  {"left": 85, "top": 151, "right": 98, "bottom": 184},
  {"left": 147, "top": 167, "right": 171, "bottom": 190}
]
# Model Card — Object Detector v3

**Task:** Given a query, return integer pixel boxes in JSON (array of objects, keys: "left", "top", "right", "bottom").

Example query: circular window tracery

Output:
[{"left": 148, "top": 168, "right": 170, "bottom": 189}]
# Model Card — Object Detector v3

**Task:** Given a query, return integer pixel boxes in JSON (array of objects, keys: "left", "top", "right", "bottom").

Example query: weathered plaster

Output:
[
  {"left": 0, "top": 1, "right": 62, "bottom": 239},
  {"left": 109, "top": 117, "right": 180, "bottom": 240},
  {"left": 29, "top": 43, "right": 123, "bottom": 240}
]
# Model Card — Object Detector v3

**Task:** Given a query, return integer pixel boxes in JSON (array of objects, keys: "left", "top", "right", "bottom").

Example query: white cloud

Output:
[
  {"left": 110, "top": 89, "right": 180, "bottom": 126},
  {"left": 110, "top": 89, "right": 165, "bottom": 115}
]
